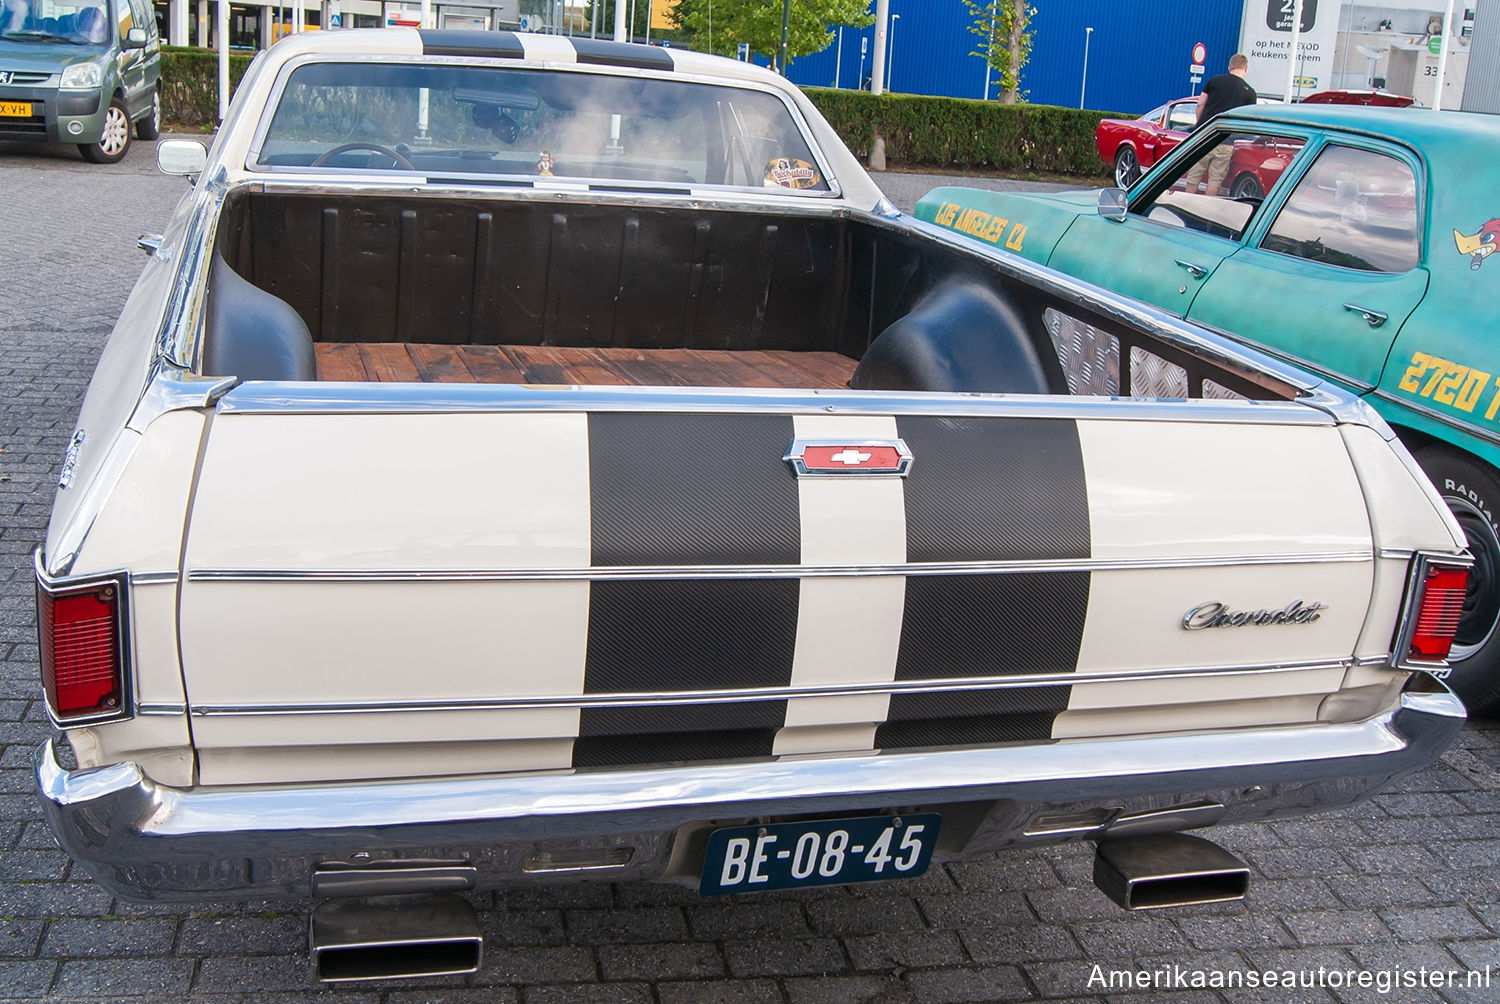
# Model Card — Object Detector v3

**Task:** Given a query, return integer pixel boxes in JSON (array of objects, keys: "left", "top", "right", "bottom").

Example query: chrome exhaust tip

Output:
[
  {"left": 1093, "top": 833, "right": 1250, "bottom": 911},
  {"left": 310, "top": 893, "right": 482, "bottom": 983}
]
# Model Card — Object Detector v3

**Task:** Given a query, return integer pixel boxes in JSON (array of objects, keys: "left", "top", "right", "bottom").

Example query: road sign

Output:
[
  {"left": 1192, "top": 41, "right": 1207, "bottom": 65},
  {"left": 1190, "top": 63, "right": 1204, "bottom": 76},
  {"left": 737, "top": 42, "right": 749, "bottom": 61},
  {"left": 861, "top": 36, "right": 868, "bottom": 54}
]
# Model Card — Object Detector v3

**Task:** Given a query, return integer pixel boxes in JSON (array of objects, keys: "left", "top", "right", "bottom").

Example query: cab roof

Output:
[{"left": 1215, "top": 104, "right": 1500, "bottom": 150}]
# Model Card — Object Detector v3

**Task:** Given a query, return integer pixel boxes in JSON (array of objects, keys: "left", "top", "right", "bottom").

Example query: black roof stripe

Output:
[
  {"left": 419, "top": 29, "right": 525, "bottom": 59},
  {"left": 568, "top": 36, "right": 675, "bottom": 70}
]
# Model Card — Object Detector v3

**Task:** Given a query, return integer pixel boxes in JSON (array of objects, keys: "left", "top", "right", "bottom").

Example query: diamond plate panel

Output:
[
  {"left": 1044, "top": 308, "right": 1120, "bottom": 396},
  {"left": 1129, "top": 346, "right": 1188, "bottom": 398}
]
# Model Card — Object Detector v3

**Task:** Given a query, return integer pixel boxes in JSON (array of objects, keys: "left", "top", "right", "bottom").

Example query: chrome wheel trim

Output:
[{"left": 99, "top": 105, "right": 129, "bottom": 156}]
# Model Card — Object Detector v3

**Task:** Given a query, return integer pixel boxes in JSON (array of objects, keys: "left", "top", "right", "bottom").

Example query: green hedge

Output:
[
  {"left": 158, "top": 47, "right": 1113, "bottom": 177},
  {"left": 805, "top": 88, "right": 1116, "bottom": 177},
  {"left": 161, "top": 45, "right": 254, "bottom": 127}
]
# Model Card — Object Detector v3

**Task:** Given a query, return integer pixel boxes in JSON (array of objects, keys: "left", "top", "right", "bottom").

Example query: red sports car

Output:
[
  {"left": 1095, "top": 97, "right": 1198, "bottom": 188},
  {"left": 1299, "top": 89, "right": 1415, "bottom": 107},
  {"left": 1098, "top": 90, "right": 1414, "bottom": 190}
]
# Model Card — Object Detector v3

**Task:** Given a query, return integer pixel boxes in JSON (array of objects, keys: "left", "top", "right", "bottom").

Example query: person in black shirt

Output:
[{"left": 1183, "top": 54, "right": 1258, "bottom": 196}]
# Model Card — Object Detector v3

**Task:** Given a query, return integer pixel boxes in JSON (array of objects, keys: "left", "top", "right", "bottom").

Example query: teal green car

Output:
[
  {"left": 0, "top": 0, "right": 161, "bottom": 163},
  {"left": 919, "top": 104, "right": 1500, "bottom": 714}
]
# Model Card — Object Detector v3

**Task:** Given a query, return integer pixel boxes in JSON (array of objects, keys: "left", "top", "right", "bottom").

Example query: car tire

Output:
[
  {"left": 1229, "top": 174, "right": 1263, "bottom": 200},
  {"left": 1114, "top": 146, "right": 1140, "bottom": 189},
  {"left": 80, "top": 96, "right": 131, "bottom": 164},
  {"left": 1415, "top": 445, "right": 1500, "bottom": 716},
  {"left": 135, "top": 88, "right": 161, "bottom": 141}
]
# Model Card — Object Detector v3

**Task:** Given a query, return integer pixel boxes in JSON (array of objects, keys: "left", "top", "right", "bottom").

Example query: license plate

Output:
[
  {"left": 699, "top": 813, "right": 941, "bottom": 895},
  {"left": 0, "top": 102, "right": 32, "bottom": 117}
]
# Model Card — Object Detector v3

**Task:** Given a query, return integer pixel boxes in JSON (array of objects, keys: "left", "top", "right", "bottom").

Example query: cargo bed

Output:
[{"left": 313, "top": 343, "right": 858, "bottom": 388}]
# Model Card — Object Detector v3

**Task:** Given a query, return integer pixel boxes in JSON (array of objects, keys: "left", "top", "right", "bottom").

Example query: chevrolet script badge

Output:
[{"left": 783, "top": 438, "right": 913, "bottom": 478}]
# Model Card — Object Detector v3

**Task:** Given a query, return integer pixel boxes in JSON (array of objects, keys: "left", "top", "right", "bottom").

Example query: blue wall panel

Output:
[{"left": 789, "top": 0, "right": 1244, "bottom": 115}]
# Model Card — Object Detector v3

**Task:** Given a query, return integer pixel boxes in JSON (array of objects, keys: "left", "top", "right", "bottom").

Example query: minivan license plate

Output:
[
  {"left": 0, "top": 102, "right": 32, "bottom": 117},
  {"left": 699, "top": 814, "right": 940, "bottom": 895}
]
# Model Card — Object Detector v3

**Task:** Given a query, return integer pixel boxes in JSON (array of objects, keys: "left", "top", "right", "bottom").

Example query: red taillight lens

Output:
[
  {"left": 38, "top": 580, "right": 124, "bottom": 721},
  {"left": 1408, "top": 564, "right": 1470, "bottom": 663}
]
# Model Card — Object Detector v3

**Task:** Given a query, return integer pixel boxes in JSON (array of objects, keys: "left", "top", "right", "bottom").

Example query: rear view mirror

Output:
[
  {"left": 124, "top": 27, "right": 147, "bottom": 48},
  {"left": 157, "top": 139, "right": 207, "bottom": 179},
  {"left": 1098, "top": 188, "right": 1129, "bottom": 221}
]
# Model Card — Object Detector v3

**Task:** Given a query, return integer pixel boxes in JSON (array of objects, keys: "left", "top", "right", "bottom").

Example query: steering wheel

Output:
[{"left": 311, "top": 142, "right": 416, "bottom": 170}]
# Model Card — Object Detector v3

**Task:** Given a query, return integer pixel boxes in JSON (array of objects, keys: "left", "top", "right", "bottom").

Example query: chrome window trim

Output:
[
  {"left": 184, "top": 658, "right": 1357, "bottom": 717},
  {"left": 186, "top": 550, "right": 1373, "bottom": 585},
  {"left": 244, "top": 53, "right": 842, "bottom": 201},
  {"left": 1391, "top": 550, "right": 1476, "bottom": 675},
  {"left": 212, "top": 381, "right": 1336, "bottom": 424},
  {"left": 34, "top": 550, "right": 135, "bottom": 730}
]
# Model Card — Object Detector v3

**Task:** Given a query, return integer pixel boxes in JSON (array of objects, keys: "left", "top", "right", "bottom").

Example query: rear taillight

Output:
[
  {"left": 1396, "top": 556, "right": 1472, "bottom": 670},
  {"left": 36, "top": 566, "right": 130, "bottom": 725}
]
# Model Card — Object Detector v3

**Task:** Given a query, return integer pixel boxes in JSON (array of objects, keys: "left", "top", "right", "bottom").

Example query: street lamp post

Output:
[
  {"left": 886, "top": 13, "right": 900, "bottom": 91},
  {"left": 1079, "top": 26, "right": 1093, "bottom": 109}
]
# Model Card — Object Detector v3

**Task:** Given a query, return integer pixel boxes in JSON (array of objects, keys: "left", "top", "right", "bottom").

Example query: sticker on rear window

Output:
[{"left": 764, "top": 157, "right": 821, "bottom": 190}]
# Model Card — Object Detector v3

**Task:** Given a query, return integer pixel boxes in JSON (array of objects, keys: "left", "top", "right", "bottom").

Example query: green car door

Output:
[
  {"left": 1049, "top": 127, "right": 1307, "bottom": 316},
  {"left": 1188, "top": 140, "right": 1429, "bottom": 393}
]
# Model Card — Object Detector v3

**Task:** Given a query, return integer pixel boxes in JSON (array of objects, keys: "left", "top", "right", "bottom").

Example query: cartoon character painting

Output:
[{"left": 1454, "top": 219, "right": 1500, "bottom": 270}]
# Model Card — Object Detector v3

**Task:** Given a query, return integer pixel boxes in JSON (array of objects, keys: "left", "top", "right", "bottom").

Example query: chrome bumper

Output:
[{"left": 36, "top": 690, "right": 1465, "bottom": 902}]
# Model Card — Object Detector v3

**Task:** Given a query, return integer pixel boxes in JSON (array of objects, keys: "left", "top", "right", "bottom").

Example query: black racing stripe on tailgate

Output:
[
  {"left": 419, "top": 29, "right": 525, "bottom": 59},
  {"left": 878, "top": 678, "right": 1066, "bottom": 750},
  {"left": 580, "top": 701, "right": 784, "bottom": 736},
  {"left": 894, "top": 572, "right": 1090, "bottom": 680},
  {"left": 576, "top": 700, "right": 782, "bottom": 768},
  {"left": 898, "top": 417, "right": 1089, "bottom": 562},
  {"left": 589, "top": 413, "right": 799, "bottom": 566},
  {"left": 573, "top": 729, "right": 775, "bottom": 768},
  {"left": 875, "top": 711, "right": 1059, "bottom": 750},
  {"left": 583, "top": 579, "right": 799, "bottom": 693},
  {"left": 568, "top": 37, "right": 676, "bottom": 70}
]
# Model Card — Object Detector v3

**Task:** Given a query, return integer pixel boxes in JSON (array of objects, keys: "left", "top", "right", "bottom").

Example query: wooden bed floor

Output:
[{"left": 314, "top": 343, "right": 858, "bottom": 390}]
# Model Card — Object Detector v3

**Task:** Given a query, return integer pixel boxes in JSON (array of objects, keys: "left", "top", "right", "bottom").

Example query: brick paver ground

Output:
[{"left": 1, "top": 137, "right": 1497, "bottom": 1002}]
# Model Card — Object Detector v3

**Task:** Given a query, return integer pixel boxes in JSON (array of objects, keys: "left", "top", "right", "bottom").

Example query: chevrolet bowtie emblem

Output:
[{"left": 784, "top": 438, "right": 913, "bottom": 478}]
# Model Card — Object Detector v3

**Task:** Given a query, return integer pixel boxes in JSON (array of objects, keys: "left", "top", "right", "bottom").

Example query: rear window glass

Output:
[
  {"left": 255, "top": 61, "right": 829, "bottom": 193},
  {"left": 1260, "top": 145, "right": 1419, "bottom": 273}
]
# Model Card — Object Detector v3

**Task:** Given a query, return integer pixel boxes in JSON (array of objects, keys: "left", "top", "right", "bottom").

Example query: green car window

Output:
[
  {"left": 1135, "top": 131, "right": 1306, "bottom": 242},
  {"left": 1260, "top": 145, "right": 1419, "bottom": 274}
]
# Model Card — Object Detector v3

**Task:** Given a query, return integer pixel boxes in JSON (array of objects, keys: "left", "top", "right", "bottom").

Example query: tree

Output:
[
  {"left": 963, "top": 0, "right": 1035, "bottom": 103},
  {"left": 576, "top": 0, "right": 657, "bottom": 42},
  {"left": 670, "top": 0, "right": 873, "bottom": 67}
]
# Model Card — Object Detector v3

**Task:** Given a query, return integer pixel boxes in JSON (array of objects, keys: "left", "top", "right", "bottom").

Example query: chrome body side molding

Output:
[
  {"left": 184, "top": 550, "right": 1373, "bottom": 584},
  {"left": 183, "top": 659, "right": 1361, "bottom": 718}
]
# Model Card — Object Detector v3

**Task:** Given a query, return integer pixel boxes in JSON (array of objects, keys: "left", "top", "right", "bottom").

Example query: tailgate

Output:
[{"left": 178, "top": 390, "right": 1377, "bottom": 785}]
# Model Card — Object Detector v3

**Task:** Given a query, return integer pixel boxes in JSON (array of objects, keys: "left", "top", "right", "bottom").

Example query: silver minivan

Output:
[{"left": 0, "top": 0, "right": 161, "bottom": 162}]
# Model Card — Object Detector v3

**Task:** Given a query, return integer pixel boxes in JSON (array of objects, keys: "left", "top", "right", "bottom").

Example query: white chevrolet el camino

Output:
[{"left": 33, "top": 28, "right": 1475, "bottom": 982}]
